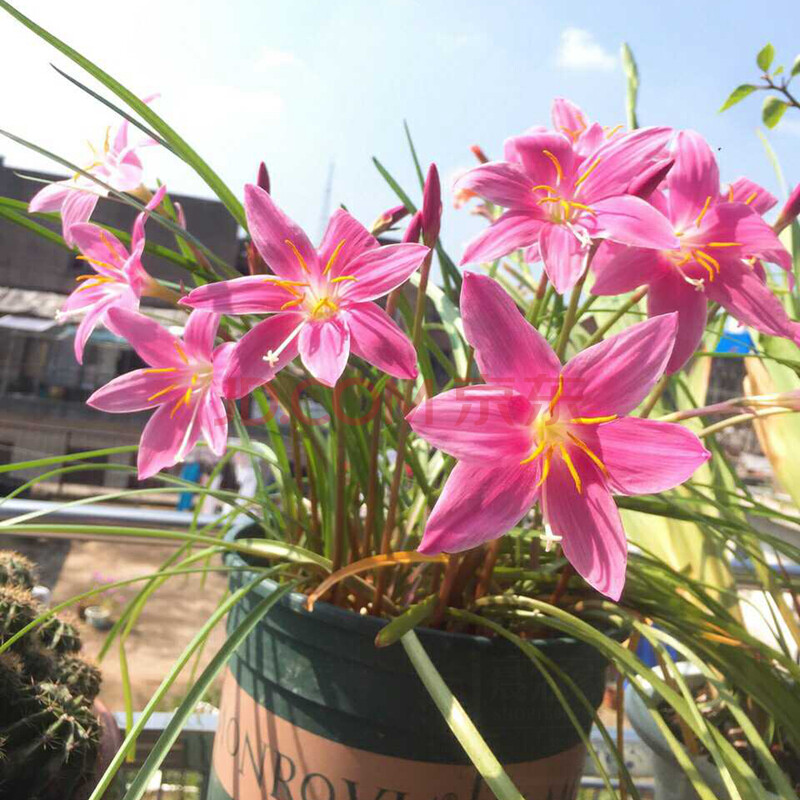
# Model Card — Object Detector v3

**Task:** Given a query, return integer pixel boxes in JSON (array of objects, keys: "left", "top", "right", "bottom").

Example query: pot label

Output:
[{"left": 211, "top": 668, "right": 584, "bottom": 800}]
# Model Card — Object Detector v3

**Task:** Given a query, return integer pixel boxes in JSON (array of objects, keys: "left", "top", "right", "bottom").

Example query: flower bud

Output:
[
  {"left": 775, "top": 182, "right": 800, "bottom": 235},
  {"left": 470, "top": 144, "right": 490, "bottom": 164},
  {"left": 421, "top": 163, "right": 441, "bottom": 248},
  {"left": 627, "top": 158, "right": 674, "bottom": 201},
  {"left": 370, "top": 204, "right": 409, "bottom": 236},
  {"left": 402, "top": 211, "right": 423, "bottom": 244},
  {"left": 256, "top": 161, "right": 271, "bottom": 194}
]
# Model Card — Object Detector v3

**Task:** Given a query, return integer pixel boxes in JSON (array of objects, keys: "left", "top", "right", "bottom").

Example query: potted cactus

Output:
[{"left": 0, "top": 552, "right": 119, "bottom": 800}]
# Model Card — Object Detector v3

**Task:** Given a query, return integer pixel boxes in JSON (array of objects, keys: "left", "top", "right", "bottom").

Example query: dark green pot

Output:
[{"left": 208, "top": 523, "right": 610, "bottom": 800}]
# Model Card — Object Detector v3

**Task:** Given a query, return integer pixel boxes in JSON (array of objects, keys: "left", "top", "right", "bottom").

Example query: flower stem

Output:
[
  {"left": 698, "top": 407, "right": 794, "bottom": 438},
  {"left": 640, "top": 375, "right": 669, "bottom": 419},
  {"left": 526, "top": 271, "right": 549, "bottom": 324},
  {"left": 585, "top": 286, "right": 648, "bottom": 347},
  {"left": 144, "top": 281, "right": 183, "bottom": 305},
  {"left": 555, "top": 271, "right": 588, "bottom": 360}
]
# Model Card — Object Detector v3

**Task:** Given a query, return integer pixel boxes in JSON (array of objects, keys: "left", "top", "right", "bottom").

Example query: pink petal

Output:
[
  {"left": 705, "top": 258, "right": 800, "bottom": 342},
  {"left": 28, "top": 181, "right": 71, "bottom": 213},
  {"left": 551, "top": 98, "right": 588, "bottom": 141},
  {"left": 211, "top": 342, "right": 236, "bottom": 396},
  {"left": 724, "top": 177, "right": 777, "bottom": 215},
  {"left": 542, "top": 452, "right": 626, "bottom": 600},
  {"left": 105, "top": 307, "right": 187, "bottom": 367},
  {"left": 318, "top": 209, "right": 378, "bottom": 276},
  {"left": 298, "top": 317, "right": 350, "bottom": 387},
  {"left": 182, "top": 310, "right": 219, "bottom": 361},
  {"left": 453, "top": 162, "right": 538, "bottom": 210},
  {"left": 345, "top": 302, "right": 418, "bottom": 379},
  {"left": 181, "top": 276, "right": 296, "bottom": 314},
  {"left": 73, "top": 296, "right": 117, "bottom": 363},
  {"left": 407, "top": 385, "right": 534, "bottom": 464},
  {"left": 561, "top": 313, "right": 678, "bottom": 416},
  {"left": 584, "top": 417, "right": 710, "bottom": 495},
  {"left": 627, "top": 158, "right": 674, "bottom": 201},
  {"left": 199, "top": 391, "right": 229, "bottom": 456},
  {"left": 461, "top": 272, "right": 561, "bottom": 400},
  {"left": 460, "top": 210, "right": 545, "bottom": 265},
  {"left": 591, "top": 243, "right": 669, "bottom": 296},
  {"left": 244, "top": 184, "right": 320, "bottom": 281},
  {"left": 421, "top": 163, "right": 442, "bottom": 245},
  {"left": 61, "top": 191, "right": 100, "bottom": 245},
  {"left": 699, "top": 203, "right": 791, "bottom": 271},
  {"left": 137, "top": 399, "right": 202, "bottom": 480},
  {"left": 592, "top": 195, "right": 679, "bottom": 249},
  {"left": 87, "top": 369, "right": 184, "bottom": 413},
  {"left": 418, "top": 461, "right": 540, "bottom": 555},
  {"left": 131, "top": 184, "right": 168, "bottom": 250},
  {"left": 667, "top": 130, "right": 720, "bottom": 230},
  {"left": 647, "top": 271, "right": 708, "bottom": 374},
  {"left": 509, "top": 132, "right": 578, "bottom": 186},
  {"left": 539, "top": 222, "right": 587, "bottom": 294},
  {"left": 337, "top": 243, "right": 429, "bottom": 302},
  {"left": 69, "top": 224, "right": 129, "bottom": 276},
  {"left": 578, "top": 127, "right": 673, "bottom": 200},
  {"left": 223, "top": 313, "right": 304, "bottom": 398}
]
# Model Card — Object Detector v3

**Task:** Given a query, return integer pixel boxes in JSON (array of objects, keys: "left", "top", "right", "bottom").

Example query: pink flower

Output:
[
  {"left": 455, "top": 125, "right": 678, "bottom": 293},
  {"left": 551, "top": 98, "right": 625, "bottom": 157},
  {"left": 57, "top": 186, "right": 167, "bottom": 363},
  {"left": 421, "top": 164, "right": 442, "bottom": 247},
  {"left": 87, "top": 308, "right": 232, "bottom": 480},
  {"left": 592, "top": 131, "right": 796, "bottom": 373},
  {"left": 28, "top": 100, "right": 157, "bottom": 246},
  {"left": 406, "top": 273, "right": 710, "bottom": 600},
  {"left": 180, "top": 185, "right": 429, "bottom": 395},
  {"left": 775, "top": 182, "right": 800, "bottom": 235}
]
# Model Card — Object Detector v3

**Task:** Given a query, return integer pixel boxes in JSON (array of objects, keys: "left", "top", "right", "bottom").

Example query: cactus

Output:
[
  {"left": 0, "top": 550, "right": 106, "bottom": 800},
  {"left": 0, "top": 551, "right": 36, "bottom": 590}
]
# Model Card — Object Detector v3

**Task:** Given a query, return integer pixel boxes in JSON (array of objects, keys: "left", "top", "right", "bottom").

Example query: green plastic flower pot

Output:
[{"left": 207, "top": 522, "right": 611, "bottom": 799}]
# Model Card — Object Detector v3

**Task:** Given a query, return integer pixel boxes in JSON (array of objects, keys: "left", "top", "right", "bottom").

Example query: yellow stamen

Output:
[
  {"left": 605, "top": 124, "right": 623, "bottom": 139},
  {"left": 537, "top": 196, "right": 561, "bottom": 206},
  {"left": 173, "top": 341, "right": 189, "bottom": 365},
  {"left": 536, "top": 447, "right": 554, "bottom": 488},
  {"left": 548, "top": 374, "right": 564, "bottom": 415},
  {"left": 568, "top": 201, "right": 595, "bottom": 214},
  {"left": 559, "top": 199, "right": 571, "bottom": 218},
  {"left": 190, "top": 374, "right": 198, "bottom": 386},
  {"left": 280, "top": 298, "right": 304, "bottom": 311},
  {"left": 542, "top": 150, "right": 564, "bottom": 183},
  {"left": 183, "top": 386, "right": 192, "bottom": 405},
  {"left": 144, "top": 367, "right": 178, "bottom": 374},
  {"left": 170, "top": 396, "right": 187, "bottom": 418},
  {"left": 694, "top": 250, "right": 720, "bottom": 273},
  {"left": 574, "top": 157, "right": 601, "bottom": 189},
  {"left": 531, "top": 184, "right": 557, "bottom": 193},
  {"left": 103, "top": 126, "right": 111, "bottom": 154},
  {"left": 567, "top": 432, "right": 608, "bottom": 475},
  {"left": 330, "top": 275, "right": 357, "bottom": 283},
  {"left": 570, "top": 414, "right": 618, "bottom": 425},
  {"left": 727, "top": 186, "right": 735, "bottom": 203},
  {"left": 560, "top": 444, "right": 582, "bottom": 494},
  {"left": 284, "top": 239, "right": 310, "bottom": 273},
  {"left": 99, "top": 230, "right": 126, "bottom": 263},
  {"left": 76, "top": 254, "right": 121, "bottom": 272},
  {"left": 310, "top": 297, "right": 338, "bottom": 317},
  {"left": 707, "top": 242, "right": 742, "bottom": 248},
  {"left": 148, "top": 383, "right": 178, "bottom": 402},
  {"left": 694, "top": 196, "right": 712, "bottom": 228},
  {"left": 520, "top": 437, "right": 547, "bottom": 466},
  {"left": 745, "top": 191, "right": 758, "bottom": 205},
  {"left": 323, "top": 239, "right": 347, "bottom": 275},
  {"left": 75, "top": 276, "right": 114, "bottom": 292}
]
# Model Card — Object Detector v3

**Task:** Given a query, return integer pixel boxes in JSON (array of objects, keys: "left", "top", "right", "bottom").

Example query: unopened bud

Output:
[
  {"left": 470, "top": 145, "right": 489, "bottom": 164},
  {"left": 627, "top": 158, "right": 674, "bottom": 201},
  {"left": 370, "top": 204, "right": 409, "bottom": 236},
  {"left": 246, "top": 241, "right": 266, "bottom": 275},
  {"left": 775, "top": 183, "right": 800, "bottom": 235},
  {"left": 421, "top": 163, "right": 442, "bottom": 247},
  {"left": 403, "top": 211, "right": 423, "bottom": 244},
  {"left": 257, "top": 161, "right": 271, "bottom": 194}
]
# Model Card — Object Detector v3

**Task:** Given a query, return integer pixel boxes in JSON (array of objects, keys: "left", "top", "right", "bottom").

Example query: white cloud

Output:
[
  {"left": 253, "top": 46, "right": 304, "bottom": 72},
  {"left": 556, "top": 28, "right": 616, "bottom": 72}
]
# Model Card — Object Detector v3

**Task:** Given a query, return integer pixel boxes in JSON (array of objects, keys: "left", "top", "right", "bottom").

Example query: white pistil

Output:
[
  {"left": 541, "top": 525, "right": 563, "bottom": 553},
  {"left": 263, "top": 320, "right": 306, "bottom": 366}
]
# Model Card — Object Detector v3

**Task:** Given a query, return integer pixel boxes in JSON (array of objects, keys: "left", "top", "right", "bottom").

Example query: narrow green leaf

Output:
[
  {"left": 0, "top": 0, "right": 246, "bottom": 228},
  {"left": 756, "top": 43, "right": 775, "bottom": 72},
  {"left": 719, "top": 84, "right": 757, "bottom": 112},
  {"left": 400, "top": 631, "right": 524, "bottom": 800},
  {"left": 119, "top": 580, "right": 295, "bottom": 800},
  {"left": 620, "top": 42, "right": 640, "bottom": 130},
  {"left": 762, "top": 96, "right": 789, "bottom": 128},
  {"left": 791, "top": 55, "right": 800, "bottom": 77},
  {"left": 375, "top": 595, "right": 437, "bottom": 647}
]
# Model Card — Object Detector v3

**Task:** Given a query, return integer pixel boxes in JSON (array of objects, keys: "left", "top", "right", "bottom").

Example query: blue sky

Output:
[{"left": 1, "top": 0, "right": 799, "bottom": 259}]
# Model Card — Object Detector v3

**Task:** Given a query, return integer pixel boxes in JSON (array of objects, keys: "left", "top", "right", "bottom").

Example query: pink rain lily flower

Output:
[
  {"left": 181, "top": 184, "right": 429, "bottom": 395},
  {"left": 87, "top": 308, "right": 232, "bottom": 480},
  {"left": 550, "top": 97, "right": 625, "bottom": 158},
  {"left": 57, "top": 186, "right": 167, "bottom": 363},
  {"left": 28, "top": 101, "right": 157, "bottom": 246},
  {"left": 406, "top": 273, "right": 710, "bottom": 600},
  {"left": 455, "top": 125, "right": 678, "bottom": 293},
  {"left": 592, "top": 130, "right": 796, "bottom": 373}
]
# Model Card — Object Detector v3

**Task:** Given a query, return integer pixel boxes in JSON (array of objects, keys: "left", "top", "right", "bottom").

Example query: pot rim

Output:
[{"left": 224, "top": 519, "right": 624, "bottom": 651}]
